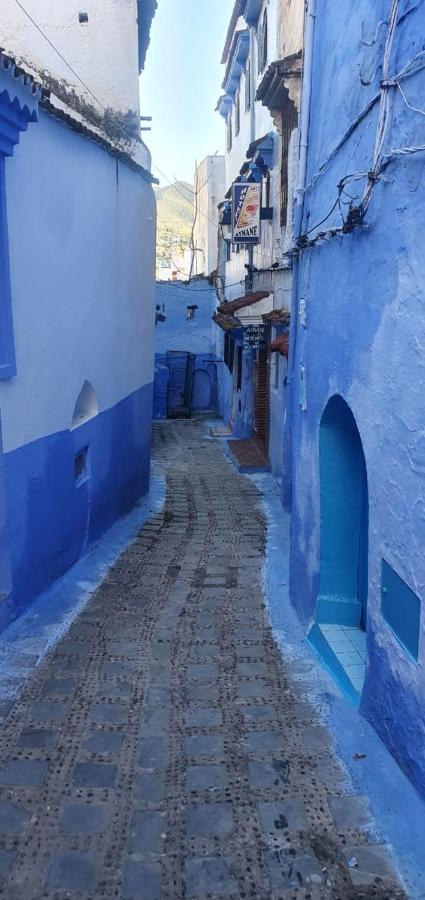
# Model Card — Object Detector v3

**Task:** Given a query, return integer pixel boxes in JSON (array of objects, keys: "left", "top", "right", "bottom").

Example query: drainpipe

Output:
[
  {"left": 247, "top": 25, "right": 256, "bottom": 291},
  {"left": 283, "top": 0, "right": 316, "bottom": 507}
]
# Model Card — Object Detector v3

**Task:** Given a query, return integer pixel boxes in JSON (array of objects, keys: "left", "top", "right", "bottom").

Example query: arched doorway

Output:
[{"left": 317, "top": 395, "right": 368, "bottom": 630}]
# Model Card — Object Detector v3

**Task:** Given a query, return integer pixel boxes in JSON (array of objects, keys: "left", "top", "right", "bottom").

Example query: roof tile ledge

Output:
[{"left": 218, "top": 291, "right": 270, "bottom": 316}]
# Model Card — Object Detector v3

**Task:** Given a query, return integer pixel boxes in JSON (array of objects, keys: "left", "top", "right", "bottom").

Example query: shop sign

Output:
[
  {"left": 232, "top": 182, "right": 261, "bottom": 244},
  {"left": 243, "top": 324, "right": 266, "bottom": 349}
]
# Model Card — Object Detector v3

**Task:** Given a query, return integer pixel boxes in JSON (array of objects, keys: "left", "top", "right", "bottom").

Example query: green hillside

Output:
[{"left": 155, "top": 182, "right": 194, "bottom": 264}]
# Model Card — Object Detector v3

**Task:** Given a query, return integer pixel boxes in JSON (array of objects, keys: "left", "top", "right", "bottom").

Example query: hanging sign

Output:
[
  {"left": 232, "top": 182, "right": 261, "bottom": 244},
  {"left": 243, "top": 323, "right": 266, "bottom": 349}
]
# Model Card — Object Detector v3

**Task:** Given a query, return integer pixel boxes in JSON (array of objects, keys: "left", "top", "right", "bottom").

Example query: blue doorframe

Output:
[{"left": 316, "top": 394, "right": 369, "bottom": 628}]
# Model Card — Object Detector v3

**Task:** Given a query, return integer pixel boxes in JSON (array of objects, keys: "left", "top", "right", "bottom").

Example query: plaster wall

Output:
[
  {"left": 193, "top": 156, "right": 225, "bottom": 277},
  {"left": 289, "top": 0, "right": 425, "bottom": 796},
  {"left": 224, "top": 0, "right": 276, "bottom": 192},
  {"left": 277, "top": 0, "right": 305, "bottom": 59},
  {"left": 0, "top": 109, "right": 155, "bottom": 618},
  {"left": 2, "top": 0, "right": 140, "bottom": 117},
  {"left": 3, "top": 110, "right": 155, "bottom": 453},
  {"left": 155, "top": 280, "right": 216, "bottom": 356},
  {"left": 153, "top": 279, "right": 219, "bottom": 419}
]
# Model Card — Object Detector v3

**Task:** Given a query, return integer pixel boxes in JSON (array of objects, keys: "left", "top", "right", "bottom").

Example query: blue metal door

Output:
[{"left": 166, "top": 351, "right": 195, "bottom": 418}]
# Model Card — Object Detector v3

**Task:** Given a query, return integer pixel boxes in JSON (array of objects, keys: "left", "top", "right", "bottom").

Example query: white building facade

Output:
[
  {"left": 215, "top": 0, "right": 304, "bottom": 482},
  {"left": 0, "top": 1, "right": 157, "bottom": 625},
  {"left": 192, "top": 155, "right": 225, "bottom": 278}
]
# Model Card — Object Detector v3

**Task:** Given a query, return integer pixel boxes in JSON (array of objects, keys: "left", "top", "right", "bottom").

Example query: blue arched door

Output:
[{"left": 317, "top": 395, "right": 368, "bottom": 629}]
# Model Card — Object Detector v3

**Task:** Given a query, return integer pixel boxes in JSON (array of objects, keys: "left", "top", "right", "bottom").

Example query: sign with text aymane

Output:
[{"left": 232, "top": 182, "right": 261, "bottom": 245}]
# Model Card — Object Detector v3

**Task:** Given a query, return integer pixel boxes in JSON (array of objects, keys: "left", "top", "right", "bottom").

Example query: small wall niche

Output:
[
  {"left": 74, "top": 447, "right": 89, "bottom": 484},
  {"left": 71, "top": 381, "right": 98, "bottom": 430},
  {"left": 79, "top": 11, "right": 89, "bottom": 23}
]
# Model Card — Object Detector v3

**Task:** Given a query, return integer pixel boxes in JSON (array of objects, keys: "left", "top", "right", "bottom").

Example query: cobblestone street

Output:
[{"left": 0, "top": 421, "right": 406, "bottom": 899}]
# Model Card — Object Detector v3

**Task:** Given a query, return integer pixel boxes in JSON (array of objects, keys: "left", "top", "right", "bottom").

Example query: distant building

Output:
[
  {"left": 192, "top": 156, "right": 225, "bottom": 277},
  {"left": 214, "top": 0, "right": 304, "bottom": 479},
  {"left": 153, "top": 279, "right": 219, "bottom": 420},
  {"left": 0, "top": 1, "right": 157, "bottom": 626},
  {"left": 156, "top": 249, "right": 192, "bottom": 282}
]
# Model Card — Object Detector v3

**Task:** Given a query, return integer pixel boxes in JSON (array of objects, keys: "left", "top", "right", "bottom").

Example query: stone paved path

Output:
[{"left": 0, "top": 421, "right": 405, "bottom": 899}]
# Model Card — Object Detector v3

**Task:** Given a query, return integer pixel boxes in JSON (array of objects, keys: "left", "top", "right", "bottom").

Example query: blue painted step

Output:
[{"left": 316, "top": 594, "right": 362, "bottom": 626}]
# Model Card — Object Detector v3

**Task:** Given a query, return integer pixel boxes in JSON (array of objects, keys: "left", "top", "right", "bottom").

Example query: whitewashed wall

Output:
[
  {"left": 194, "top": 156, "right": 225, "bottom": 276},
  {"left": 2, "top": 0, "right": 140, "bottom": 115},
  {"left": 1, "top": 110, "right": 156, "bottom": 453}
]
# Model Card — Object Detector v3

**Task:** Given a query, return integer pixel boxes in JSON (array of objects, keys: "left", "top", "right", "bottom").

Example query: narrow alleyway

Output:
[{"left": 0, "top": 421, "right": 405, "bottom": 899}]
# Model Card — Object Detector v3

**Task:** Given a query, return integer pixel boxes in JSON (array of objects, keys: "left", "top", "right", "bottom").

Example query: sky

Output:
[{"left": 139, "top": 0, "right": 231, "bottom": 187}]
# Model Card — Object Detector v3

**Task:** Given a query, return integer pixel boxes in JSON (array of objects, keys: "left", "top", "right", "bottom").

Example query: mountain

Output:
[{"left": 155, "top": 182, "right": 194, "bottom": 264}]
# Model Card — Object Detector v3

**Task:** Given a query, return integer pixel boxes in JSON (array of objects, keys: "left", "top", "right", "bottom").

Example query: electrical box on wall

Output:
[{"left": 381, "top": 559, "right": 421, "bottom": 661}]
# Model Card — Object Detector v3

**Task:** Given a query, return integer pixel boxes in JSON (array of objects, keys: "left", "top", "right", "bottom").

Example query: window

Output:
[
  {"left": 245, "top": 61, "right": 251, "bottom": 112},
  {"left": 258, "top": 8, "right": 268, "bottom": 74},
  {"left": 235, "top": 90, "right": 240, "bottom": 136},
  {"left": 237, "top": 346, "right": 243, "bottom": 392},
  {"left": 224, "top": 333, "right": 230, "bottom": 368},
  {"left": 186, "top": 304, "right": 198, "bottom": 319},
  {"left": 227, "top": 113, "right": 233, "bottom": 152},
  {"left": 272, "top": 329, "right": 280, "bottom": 389},
  {"left": 228, "top": 337, "right": 235, "bottom": 374},
  {"left": 224, "top": 334, "right": 235, "bottom": 373}
]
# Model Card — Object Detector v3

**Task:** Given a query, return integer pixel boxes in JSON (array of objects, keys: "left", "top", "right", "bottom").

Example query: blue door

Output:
[{"left": 317, "top": 395, "right": 369, "bottom": 628}]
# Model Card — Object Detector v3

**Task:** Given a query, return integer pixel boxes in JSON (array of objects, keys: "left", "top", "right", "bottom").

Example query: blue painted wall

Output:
[
  {"left": 2, "top": 382, "right": 152, "bottom": 628},
  {"left": 0, "top": 94, "right": 155, "bottom": 630},
  {"left": 289, "top": 0, "right": 425, "bottom": 796},
  {"left": 153, "top": 279, "right": 220, "bottom": 418}
]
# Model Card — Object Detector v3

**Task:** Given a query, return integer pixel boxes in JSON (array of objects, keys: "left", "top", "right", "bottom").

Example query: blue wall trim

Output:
[
  {"left": 0, "top": 157, "right": 16, "bottom": 379},
  {"left": 1, "top": 381, "right": 153, "bottom": 629}
]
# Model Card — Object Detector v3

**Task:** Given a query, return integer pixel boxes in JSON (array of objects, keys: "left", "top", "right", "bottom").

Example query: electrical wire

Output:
[
  {"left": 13, "top": 0, "right": 221, "bottom": 236},
  {"left": 157, "top": 278, "right": 247, "bottom": 292},
  {"left": 189, "top": 159, "right": 199, "bottom": 281},
  {"left": 396, "top": 79, "right": 425, "bottom": 117},
  {"left": 362, "top": 0, "right": 399, "bottom": 213},
  {"left": 13, "top": 0, "right": 107, "bottom": 115}
]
